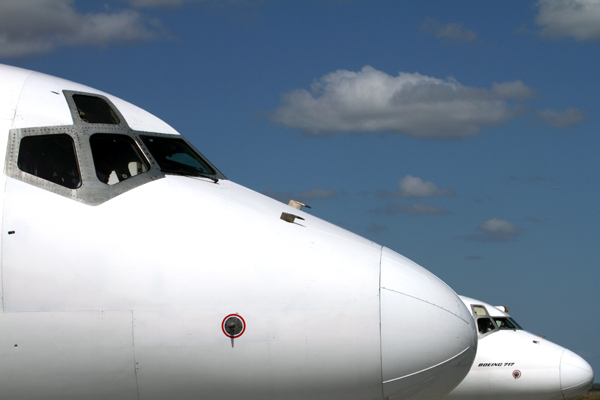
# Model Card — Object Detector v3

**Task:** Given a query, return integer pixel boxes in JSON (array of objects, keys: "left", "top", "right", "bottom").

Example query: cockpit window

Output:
[
  {"left": 477, "top": 317, "right": 497, "bottom": 334},
  {"left": 472, "top": 305, "right": 489, "bottom": 316},
  {"left": 493, "top": 317, "right": 522, "bottom": 330},
  {"left": 17, "top": 134, "right": 81, "bottom": 189},
  {"left": 73, "top": 95, "right": 120, "bottom": 124},
  {"left": 509, "top": 318, "right": 523, "bottom": 329},
  {"left": 140, "top": 135, "right": 216, "bottom": 177},
  {"left": 90, "top": 134, "right": 149, "bottom": 185},
  {"left": 493, "top": 317, "right": 520, "bottom": 330}
]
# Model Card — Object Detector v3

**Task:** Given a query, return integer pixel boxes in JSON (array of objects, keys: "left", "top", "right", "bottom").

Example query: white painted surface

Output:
[
  {"left": 380, "top": 248, "right": 476, "bottom": 400},
  {"left": 0, "top": 311, "right": 138, "bottom": 400},
  {"left": 0, "top": 64, "right": 31, "bottom": 122},
  {"left": 133, "top": 309, "right": 381, "bottom": 400},
  {"left": 443, "top": 296, "right": 594, "bottom": 400},
  {"left": 0, "top": 63, "right": 479, "bottom": 400}
]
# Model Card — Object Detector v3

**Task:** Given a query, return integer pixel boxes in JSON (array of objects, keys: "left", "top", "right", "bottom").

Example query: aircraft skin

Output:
[
  {"left": 443, "top": 296, "right": 594, "bottom": 400},
  {"left": 0, "top": 64, "right": 477, "bottom": 400}
]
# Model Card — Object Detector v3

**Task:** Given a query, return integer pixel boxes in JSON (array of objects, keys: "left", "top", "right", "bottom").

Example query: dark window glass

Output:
[
  {"left": 508, "top": 318, "right": 523, "bottom": 330},
  {"left": 477, "top": 317, "right": 496, "bottom": 334},
  {"left": 17, "top": 134, "right": 81, "bottom": 189},
  {"left": 140, "top": 135, "right": 215, "bottom": 176},
  {"left": 493, "top": 317, "right": 519, "bottom": 330},
  {"left": 73, "top": 95, "right": 120, "bottom": 124},
  {"left": 90, "top": 134, "right": 149, "bottom": 185}
]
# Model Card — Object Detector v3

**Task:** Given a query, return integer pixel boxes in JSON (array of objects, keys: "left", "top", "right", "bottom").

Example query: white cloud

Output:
[
  {"left": 269, "top": 66, "right": 539, "bottom": 139},
  {"left": 538, "top": 108, "right": 588, "bottom": 128},
  {"left": 479, "top": 218, "right": 519, "bottom": 236},
  {"left": 379, "top": 175, "right": 454, "bottom": 199},
  {"left": 421, "top": 17, "right": 478, "bottom": 43},
  {"left": 0, "top": 0, "right": 165, "bottom": 58},
  {"left": 492, "top": 81, "right": 538, "bottom": 100},
  {"left": 270, "top": 66, "right": 585, "bottom": 137},
  {"left": 397, "top": 175, "right": 455, "bottom": 198},
  {"left": 535, "top": 0, "right": 600, "bottom": 41},
  {"left": 464, "top": 218, "right": 521, "bottom": 242}
]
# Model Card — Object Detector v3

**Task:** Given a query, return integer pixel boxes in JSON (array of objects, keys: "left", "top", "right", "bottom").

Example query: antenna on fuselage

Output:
[
  {"left": 288, "top": 200, "right": 311, "bottom": 210},
  {"left": 280, "top": 199, "right": 310, "bottom": 224}
]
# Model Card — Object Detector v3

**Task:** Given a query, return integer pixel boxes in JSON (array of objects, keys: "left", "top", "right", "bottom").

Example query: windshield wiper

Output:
[{"left": 160, "top": 167, "right": 218, "bottom": 183}]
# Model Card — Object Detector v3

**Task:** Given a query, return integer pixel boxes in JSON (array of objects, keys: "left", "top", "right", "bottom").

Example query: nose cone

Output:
[
  {"left": 560, "top": 349, "right": 594, "bottom": 400},
  {"left": 380, "top": 248, "right": 477, "bottom": 400}
]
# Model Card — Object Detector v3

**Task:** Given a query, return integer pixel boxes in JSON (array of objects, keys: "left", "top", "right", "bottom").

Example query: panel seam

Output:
[
  {"left": 381, "top": 287, "right": 471, "bottom": 325},
  {"left": 383, "top": 346, "right": 471, "bottom": 384},
  {"left": 131, "top": 310, "right": 141, "bottom": 400}
]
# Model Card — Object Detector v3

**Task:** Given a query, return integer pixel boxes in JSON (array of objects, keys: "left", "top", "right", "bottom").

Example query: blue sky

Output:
[{"left": 1, "top": 0, "right": 599, "bottom": 377}]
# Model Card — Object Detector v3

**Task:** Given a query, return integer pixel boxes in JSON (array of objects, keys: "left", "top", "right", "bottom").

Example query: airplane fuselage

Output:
[
  {"left": 443, "top": 297, "right": 594, "bottom": 400},
  {"left": 0, "top": 64, "right": 477, "bottom": 400}
]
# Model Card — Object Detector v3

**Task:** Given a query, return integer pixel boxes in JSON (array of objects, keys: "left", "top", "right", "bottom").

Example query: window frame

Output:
[
  {"left": 4, "top": 91, "right": 226, "bottom": 205},
  {"left": 470, "top": 304, "right": 500, "bottom": 338},
  {"left": 136, "top": 132, "right": 225, "bottom": 181},
  {"left": 5, "top": 125, "right": 166, "bottom": 205}
]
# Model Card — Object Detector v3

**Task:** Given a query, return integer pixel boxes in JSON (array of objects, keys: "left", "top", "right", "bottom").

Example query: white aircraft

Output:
[
  {"left": 0, "top": 63, "right": 478, "bottom": 400},
  {"left": 443, "top": 296, "right": 594, "bottom": 400}
]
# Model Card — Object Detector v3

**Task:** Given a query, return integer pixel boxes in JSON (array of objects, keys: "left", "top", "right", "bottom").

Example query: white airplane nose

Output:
[
  {"left": 560, "top": 349, "right": 595, "bottom": 400},
  {"left": 379, "top": 248, "right": 477, "bottom": 400}
]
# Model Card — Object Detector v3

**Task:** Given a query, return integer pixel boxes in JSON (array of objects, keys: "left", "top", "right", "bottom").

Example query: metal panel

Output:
[
  {"left": 0, "top": 64, "right": 31, "bottom": 122},
  {"left": 0, "top": 311, "right": 138, "bottom": 400},
  {"left": 133, "top": 309, "right": 382, "bottom": 400},
  {"left": 380, "top": 247, "right": 468, "bottom": 321},
  {"left": 4, "top": 90, "right": 225, "bottom": 206},
  {"left": 4, "top": 125, "right": 166, "bottom": 205},
  {"left": 380, "top": 247, "right": 476, "bottom": 400}
]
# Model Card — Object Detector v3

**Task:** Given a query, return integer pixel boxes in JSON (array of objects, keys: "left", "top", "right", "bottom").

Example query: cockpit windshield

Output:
[
  {"left": 140, "top": 136, "right": 216, "bottom": 180},
  {"left": 494, "top": 317, "right": 522, "bottom": 330},
  {"left": 90, "top": 134, "right": 149, "bottom": 185},
  {"left": 477, "top": 317, "right": 496, "bottom": 334}
]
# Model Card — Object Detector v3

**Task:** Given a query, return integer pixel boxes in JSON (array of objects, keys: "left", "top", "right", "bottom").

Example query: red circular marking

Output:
[
  {"left": 512, "top": 370, "right": 521, "bottom": 379},
  {"left": 221, "top": 314, "right": 246, "bottom": 338}
]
